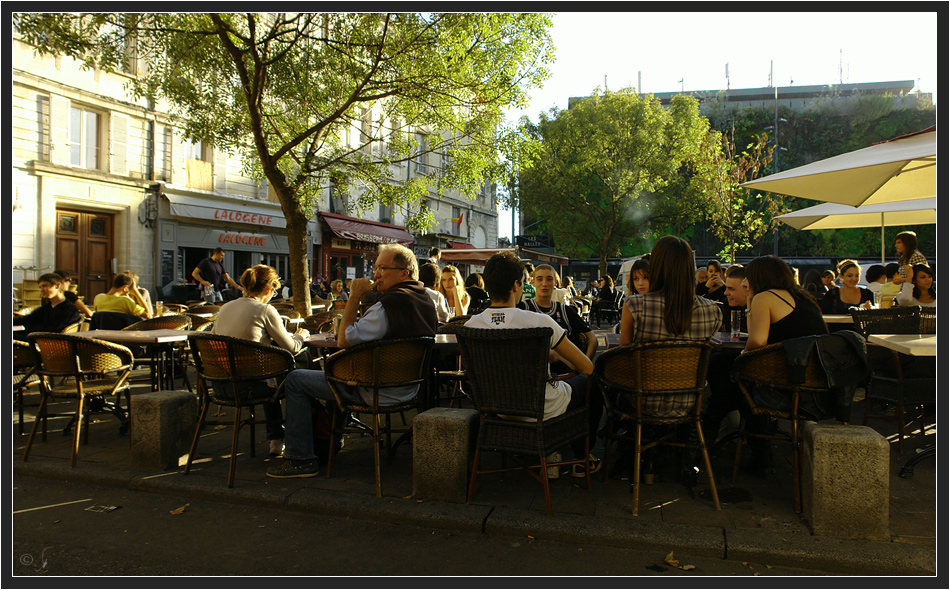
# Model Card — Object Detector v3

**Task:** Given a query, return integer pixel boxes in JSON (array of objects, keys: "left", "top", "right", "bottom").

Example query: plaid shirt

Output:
[
  {"left": 900, "top": 250, "right": 928, "bottom": 278},
  {"left": 620, "top": 293, "right": 721, "bottom": 418}
]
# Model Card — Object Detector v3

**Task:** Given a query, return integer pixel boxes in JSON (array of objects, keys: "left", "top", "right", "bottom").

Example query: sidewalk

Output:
[{"left": 12, "top": 332, "right": 937, "bottom": 576}]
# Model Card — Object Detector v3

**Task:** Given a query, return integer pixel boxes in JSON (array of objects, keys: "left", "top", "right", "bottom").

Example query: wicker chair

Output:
[
  {"left": 323, "top": 336, "right": 434, "bottom": 498},
  {"left": 163, "top": 303, "right": 188, "bottom": 314},
  {"left": 61, "top": 318, "right": 85, "bottom": 334},
  {"left": 22, "top": 333, "right": 134, "bottom": 467},
  {"left": 596, "top": 340, "right": 720, "bottom": 516},
  {"left": 433, "top": 315, "right": 474, "bottom": 408},
  {"left": 184, "top": 333, "right": 296, "bottom": 487},
  {"left": 14, "top": 340, "right": 40, "bottom": 435},
  {"left": 123, "top": 314, "right": 193, "bottom": 391},
  {"left": 455, "top": 326, "right": 592, "bottom": 517},
  {"left": 731, "top": 341, "right": 835, "bottom": 513},
  {"left": 850, "top": 306, "right": 934, "bottom": 452}
]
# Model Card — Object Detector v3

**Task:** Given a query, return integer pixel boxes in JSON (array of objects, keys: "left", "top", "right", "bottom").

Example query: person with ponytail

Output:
[{"left": 212, "top": 264, "right": 309, "bottom": 457}]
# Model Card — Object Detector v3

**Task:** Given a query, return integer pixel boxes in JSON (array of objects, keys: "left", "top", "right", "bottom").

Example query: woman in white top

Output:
[
  {"left": 896, "top": 264, "right": 936, "bottom": 307},
  {"left": 212, "top": 264, "right": 310, "bottom": 456}
]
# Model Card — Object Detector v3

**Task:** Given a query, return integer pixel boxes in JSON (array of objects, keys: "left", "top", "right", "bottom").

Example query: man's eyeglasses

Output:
[{"left": 373, "top": 266, "right": 406, "bottom": 273}]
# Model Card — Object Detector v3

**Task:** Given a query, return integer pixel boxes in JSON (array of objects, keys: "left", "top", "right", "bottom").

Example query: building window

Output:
[
  {"left": 69, "top": 106, "right": 101, "bottom": 170},
  {"left": 183, "top": 138, "right": 204, "bottom": 161}
]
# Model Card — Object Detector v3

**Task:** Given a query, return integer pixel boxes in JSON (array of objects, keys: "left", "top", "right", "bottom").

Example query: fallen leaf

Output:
[
  {"left": 665, "top": 551, "right": 696, "bottom": 571},
  {"left": 169, "top": 503, "right": 190, "bottom": 515}
]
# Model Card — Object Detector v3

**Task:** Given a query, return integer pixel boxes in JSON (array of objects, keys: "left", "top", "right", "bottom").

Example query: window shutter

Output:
[
  {"left": 50, "top": 94, "right": 70, "bottom": 166},
  {"left": 171, "top": 127, "right": 185, "bottom": 184},
  {"left": 214, "top": 147, "right": 227, "bottom": 193},
  {"left": 110, "top": 112, "right": 129, "bottom": 176}
]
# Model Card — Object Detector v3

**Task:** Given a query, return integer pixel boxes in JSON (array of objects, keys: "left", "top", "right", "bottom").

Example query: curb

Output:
[{"left": 14, "top": 459, "right": 935, "bottom": 576}]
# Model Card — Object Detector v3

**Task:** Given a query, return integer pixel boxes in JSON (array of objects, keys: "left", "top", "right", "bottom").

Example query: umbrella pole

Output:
[{"left": 880, "top": 214, "right": 885, "bottom": 264}]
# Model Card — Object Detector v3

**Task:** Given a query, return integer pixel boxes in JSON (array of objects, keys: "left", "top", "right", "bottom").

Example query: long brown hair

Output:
[
  {"left": 746, "top": 256, "right": 820, "bottom": 310},
  {"left": 895, "top": 231, "right": 920, "bottom": 266},
  {"left": 648, "top": 235, "right": 697, "bottom": 336}
]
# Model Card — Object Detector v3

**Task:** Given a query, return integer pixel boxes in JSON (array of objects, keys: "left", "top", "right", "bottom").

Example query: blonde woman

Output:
[
  {"left": 212, "top": 264, "right": 309, "bottom": 456},
  {"left": 437, "top": 265, "right": 470, "bottom": 317}
]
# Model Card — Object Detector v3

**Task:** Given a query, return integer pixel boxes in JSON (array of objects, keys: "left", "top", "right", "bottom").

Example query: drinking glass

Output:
[{"left": 730, "top": 309, "right": 743, "bottom": 338}]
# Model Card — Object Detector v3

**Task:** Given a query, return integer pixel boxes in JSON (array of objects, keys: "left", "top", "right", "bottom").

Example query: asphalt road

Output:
[{"left": 12, "top": 473, "right": 839, "bottom": 579}]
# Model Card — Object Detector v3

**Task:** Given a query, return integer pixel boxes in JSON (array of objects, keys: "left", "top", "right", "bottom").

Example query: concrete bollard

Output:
[
  {"left": 802, "top": 422, "right": 890, "bottom": 539},
  {"left": 130, "top": 391, "right": 197, "bottom": 470},
  {"left": 412, "top": 408, "right": 479, "bottom": 503}
]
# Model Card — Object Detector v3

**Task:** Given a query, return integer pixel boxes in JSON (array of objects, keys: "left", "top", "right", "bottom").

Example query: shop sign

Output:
[
  {"left": 331, "top": 238, "right": 351, "bottom": 249},
  {"left": 218, "top": 231, "right": 269, "bottom": 247}
]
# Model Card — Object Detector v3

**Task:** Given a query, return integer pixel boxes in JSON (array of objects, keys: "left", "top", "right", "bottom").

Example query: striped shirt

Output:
[{"left": 621, "top": 293, "right": 721, "bottom": 418}]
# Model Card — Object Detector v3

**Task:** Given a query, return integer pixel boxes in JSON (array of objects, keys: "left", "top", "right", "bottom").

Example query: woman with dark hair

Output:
[
  {"left": 464, "top": 272, "right": 490, "bottom": 314},
  {"left": 801, "top": 269, "right": 827, "bottom": 296},
  {"left": 619, "top": 236, "right": 721, "bottom": 347},
  {"left": 894, "top": 230, "right": 928, "bottom": 285},
  {"left": 745, "top": 256, "right": 828, "bottom": 352},
  {"left": 212, "top": 264, "right": 310, "bottom": 457},
  {"left": 896, "top": 264, "right": 935, "bottom": 307},
  {"left": 819, "top": 259, "right": 873, "bottom": 315},
  {"left": 696, "top": 259, "right": 727, "bottom": 302}
]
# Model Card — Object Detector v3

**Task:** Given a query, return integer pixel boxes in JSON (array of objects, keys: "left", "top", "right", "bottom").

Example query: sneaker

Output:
[
  {"left": 545, "top": 451, "right": 562, "bottom": 479},
  {"left": 268, "top": 439, "right": 284, "bottom": 457},
  {"left": 266, "top": 459, "right": 319, "bottom": 478},
  {"left": 571, "top": 455, "right": 603, "bottom": 478}
]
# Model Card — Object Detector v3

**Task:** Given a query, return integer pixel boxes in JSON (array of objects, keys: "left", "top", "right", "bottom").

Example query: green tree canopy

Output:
[
  {"left": 514, "top": 89, "right": 718, "bottom": 274},
  {"left": 15, "top": 12, "right": 554, "bottom": 313}
]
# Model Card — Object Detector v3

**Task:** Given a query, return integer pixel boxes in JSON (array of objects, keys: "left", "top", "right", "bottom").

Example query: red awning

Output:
[
  {"left": 520, "top": 247, "right": 569, "bottom": 266},
  {"left": 320, "top": 212, "right": 414, "bottom": 246},
  {"left": 439, "top": 248, "right": 517, "bottom": 265},
  {"left": 447, "top": 241, "right": 474, "bottom": 249}
]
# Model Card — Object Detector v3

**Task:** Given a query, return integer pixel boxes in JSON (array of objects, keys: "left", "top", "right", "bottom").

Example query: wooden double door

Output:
[{"left": 55, "top": 209, "right": 114, "bottom": 300}]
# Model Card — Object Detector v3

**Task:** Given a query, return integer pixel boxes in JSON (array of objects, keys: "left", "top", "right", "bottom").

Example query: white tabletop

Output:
[
  {"left": 822, "top": 314, "right": 854, "bottom": 324},
  {"left": 14, "top": 324, "right": 25, "bottom": 332},
  {"left": 78, "top": 329, "right": 194, "bottom": 344},
  {"left": 867, "top": 334, "right": 936, "bottom": 357}
]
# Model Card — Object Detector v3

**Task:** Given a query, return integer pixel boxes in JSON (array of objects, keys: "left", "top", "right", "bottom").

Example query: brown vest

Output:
[{"left": 377, "top": 280, "right": 438, "bottom": 339}]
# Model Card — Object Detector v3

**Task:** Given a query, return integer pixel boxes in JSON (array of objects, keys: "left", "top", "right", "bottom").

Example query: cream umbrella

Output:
[
  {"left": 741, "top": 127, "right": 936, "bottom": 207},
  {"left": 775, "top": 198, "right": 936, "bottom": 262}
]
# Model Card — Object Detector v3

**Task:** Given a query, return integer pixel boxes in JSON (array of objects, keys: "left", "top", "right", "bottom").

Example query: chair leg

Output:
[
  {"left": 467, "top": 448, "right": 482, "bottom": 503},
  {"left": 601, "top": 418, "right": 614, "bottom": 483},
  {"left": 184, "top": 399, "right": 211, "bottom": 475},
  {"left": 22, "top": 393, "right": 48, "bottom": 462},
  {"left": 896, "top": 404, "right": 905, "bottom": 453},
  {"left": 227, "top": 406, "right": 242, "bottom": 488},
  {"left": 373, "top": 413, "right": 382, "bottom": 498},
  {"left": 732, "top": 416, "right": 746, "bottom": 483},
  {"left": 326, "top": 409, "right": 339, "bottom": 479},
  {"left": 792, "top": 417, "right": 802, "bottom": 514},
  {"left": 71, "top": 395, "right": 85, "bottom": 468},
  {"left": 694, "top": 419, "right": 721, "bottom": 511},
  {"left": 632, "top": 422, "right": 642, "bottom": 516},
  {"left": 539, "top": 452, "right": 553, "bottom": 517}
]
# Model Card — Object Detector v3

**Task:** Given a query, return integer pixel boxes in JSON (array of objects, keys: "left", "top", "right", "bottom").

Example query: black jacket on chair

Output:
[
  {"left": 783, "top": 330, "right": 869, "bottom": 422},
  {"left": 91, "top": 311, "right": 141, "bottom": 330}
]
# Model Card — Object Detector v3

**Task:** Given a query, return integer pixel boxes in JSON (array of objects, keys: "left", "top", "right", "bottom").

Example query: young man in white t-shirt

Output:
[{"left": 465, "top": 251, "right": 600, "bottom": 478}]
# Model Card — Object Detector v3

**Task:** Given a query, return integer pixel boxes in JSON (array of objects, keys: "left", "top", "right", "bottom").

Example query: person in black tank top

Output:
[{"left": 766, "top": 290, "right": 828, "bottom": 344}]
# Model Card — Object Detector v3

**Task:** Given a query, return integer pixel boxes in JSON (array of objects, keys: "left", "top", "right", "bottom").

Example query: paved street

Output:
[{"left": 14, "top": 473, "right": 833, "bottom": 577}]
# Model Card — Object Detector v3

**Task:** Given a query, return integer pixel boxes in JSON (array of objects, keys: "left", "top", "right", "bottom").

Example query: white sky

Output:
[{"left": 497, "top": 10, "right": 940, "bottom": 240}]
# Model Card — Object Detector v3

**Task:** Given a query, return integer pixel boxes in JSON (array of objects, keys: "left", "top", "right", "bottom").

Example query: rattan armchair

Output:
[
  {"left": 184, "top": 333, "right": 296, "bottom": 487},
  {"left": 23, "top": 333, "right": 134, "bottom": 467},
  {"left": 14, "top": 340, "right": 40, "bottom": 435},
  {"left": 456, "top": 326, "right": 592, "bottom": 517},
  {"left": 123, "top": 314, "right": 193, "bottom": 391},
  {"left": 323, "top": 336, "right": 434, "bottom": 498},
  {"left": 731, "top": 341, "right": 834, "bottom": 513},
  {"left": 850, "top": 306, "right": 934, "bottom": 452},
  {"left": 596, "top": 340, "right": 720, "bottom": 516}
]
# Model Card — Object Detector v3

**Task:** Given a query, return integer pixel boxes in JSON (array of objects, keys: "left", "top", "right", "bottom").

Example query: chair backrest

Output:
[
  {"left": 195, "top": 304, "right": 223, "bottom": 314},
  {"left": 849, "top": 307, "right": 921, "bottom": 337},
  {"left": 595, "top": 340, "right": 713, "bottom": 419},
  {"left": 437, "top": 314, "right": 473, "bottom": 334},
  {"left": 456, "top": 327, "right": 553, "bottom": 420},
  {"left": 14, "top": 340, "right": 35, "bottom": 372},
  {"left": 919, "top": 307, "right": 936, "bottom": 334},
  {"left": 27, "top": 332, "right": 134, "bottom": 379},
  {"left": 61, "top": 318, "right": 85, "bottom": 333},
  {"left": 324, "top": 336, "right": 434, "bottom": 392},
  {"left": 279, "top": 309, "right": 302, "bottom": 319},
  {"left": 186, "top": 314, "right": 214, "bottom": 331},
  {"left": 187, "top": 333, "right": 295, "bottom": 385},
  {"left": 730, "top": 341, "right": 832, "bottom": 419},
  {"left": 124, "top": 314, "right": 193, "bottom": 331},
  {"left": 90, "top": 311, "right": 141, "bottom": 330}
]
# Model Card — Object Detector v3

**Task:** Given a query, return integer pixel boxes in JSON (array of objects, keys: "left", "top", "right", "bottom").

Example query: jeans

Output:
[
  {"left": 280, "top": 369, "right": 361, "bottom": 461},
  {"left": 203, "top": 289, "right": 224, "bottom": 304},
  {"left": 563, "top": 374, "right": 602, "bottom": 460},
  {"left": 209, "top": 380, "right": 283, "bottom": 441}
]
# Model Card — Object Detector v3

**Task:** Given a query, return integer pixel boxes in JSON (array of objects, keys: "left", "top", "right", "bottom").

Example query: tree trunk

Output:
[{"left": 269, "top": 181, "right": 312, "bottom": 317}]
